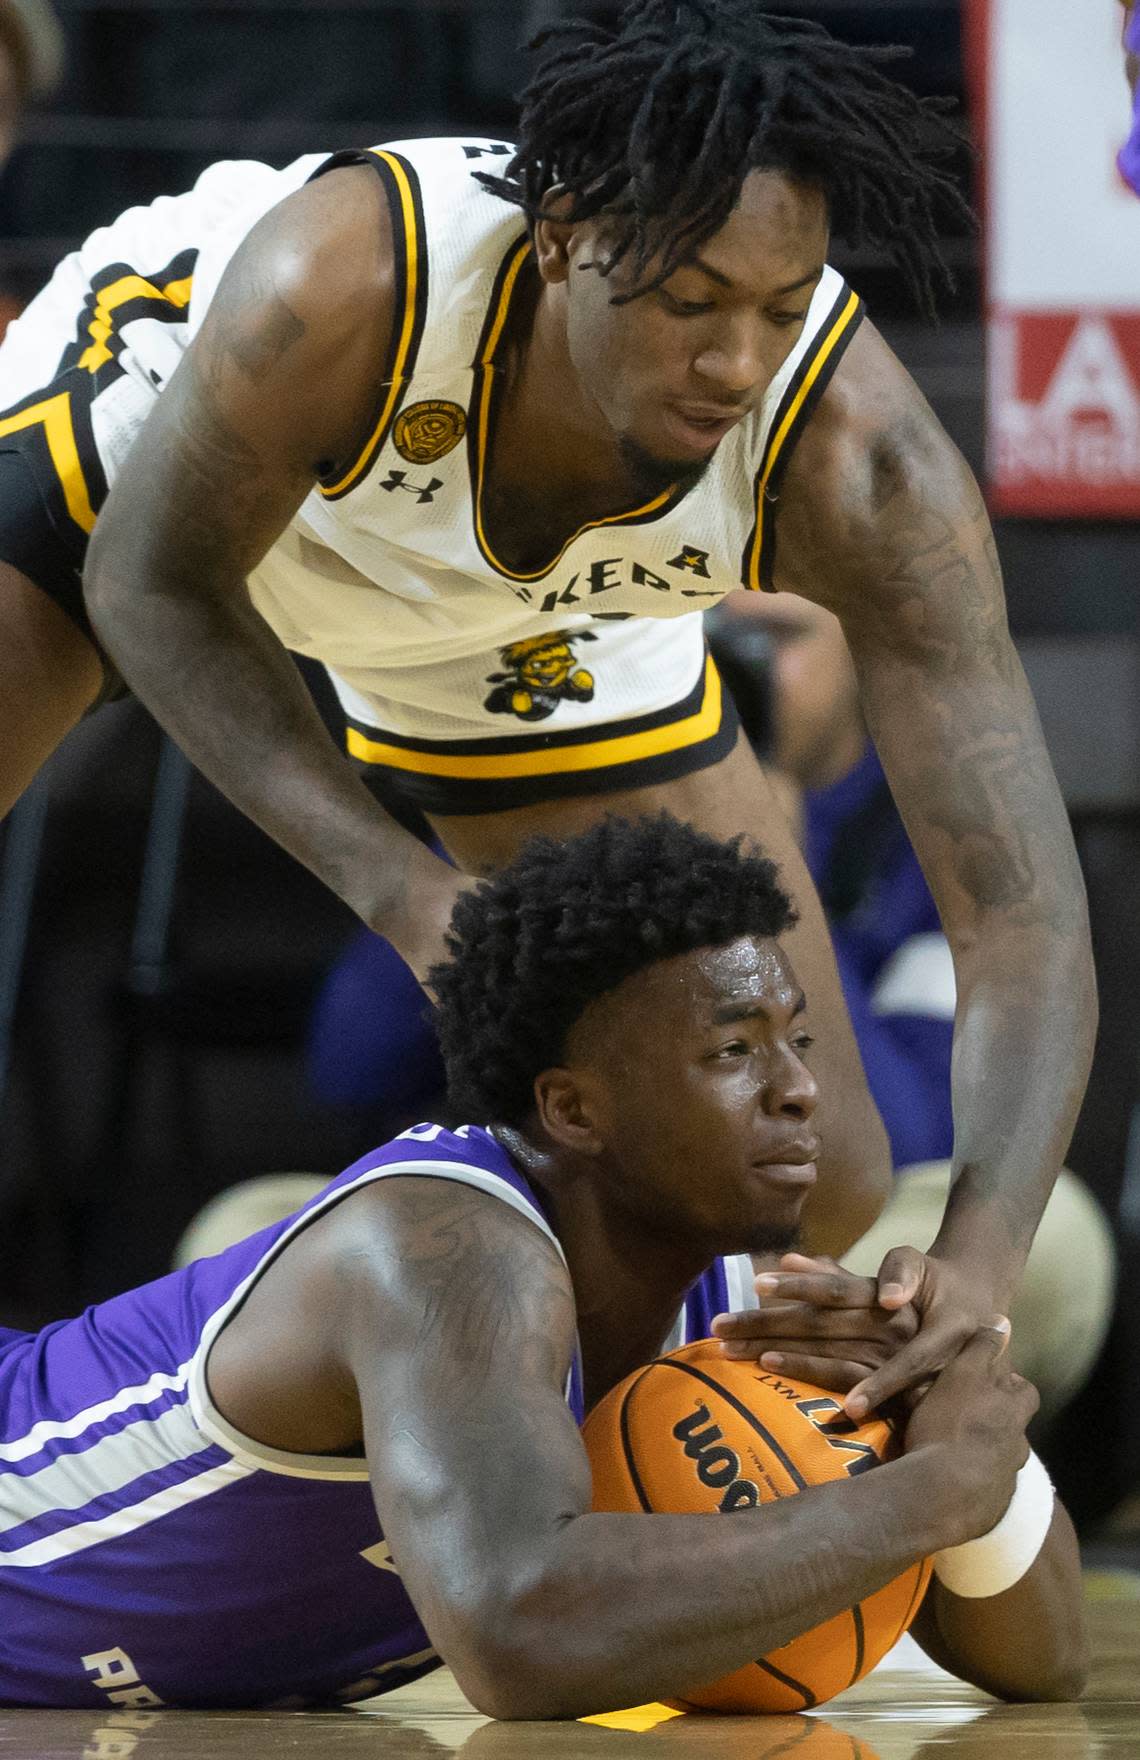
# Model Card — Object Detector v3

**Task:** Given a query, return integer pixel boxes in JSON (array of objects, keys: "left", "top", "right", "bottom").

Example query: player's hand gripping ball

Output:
[{"left": 582, "top": 1340, "right": 932, "bottom": 1713}]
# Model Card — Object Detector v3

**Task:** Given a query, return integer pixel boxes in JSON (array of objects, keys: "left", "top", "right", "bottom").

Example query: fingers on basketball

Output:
[{"left": 583, "top": 1340, "right": 932, "bottom": 1714}]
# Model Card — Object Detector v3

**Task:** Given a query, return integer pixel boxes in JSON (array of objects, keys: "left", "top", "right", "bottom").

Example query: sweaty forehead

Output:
[
  {"left": 685, "top": 936, "right": 799, "bottom": 1013},
  {"left": 571, "top": 935, "right": 797, "bottom": 1060}
]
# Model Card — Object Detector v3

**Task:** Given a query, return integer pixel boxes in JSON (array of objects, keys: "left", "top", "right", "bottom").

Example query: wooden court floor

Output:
[{"left": 3, "top": 1574, "right": 1138, "bottom": 1760}]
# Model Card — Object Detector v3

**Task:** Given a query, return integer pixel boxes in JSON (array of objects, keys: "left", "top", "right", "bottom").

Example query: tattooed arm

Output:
[
  {"left": 83, "top": 166, "right": 464, "bottom": 977},
  {"left": 289, "top": 1177, "right": 1035, "bottom": 1717},
  {"left": 773, "top": 321, "right": 1096, "bottom": 1412}
]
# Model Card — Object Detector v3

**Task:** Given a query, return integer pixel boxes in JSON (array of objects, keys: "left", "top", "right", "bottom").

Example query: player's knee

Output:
[{"left": 0, "top": 563, "right": 105, "bottom": 816}]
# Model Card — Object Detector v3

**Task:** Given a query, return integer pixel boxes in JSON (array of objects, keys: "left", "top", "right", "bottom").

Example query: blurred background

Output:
[{"left": 0, "top": 0, "right": 1136, "bottom": 1539}]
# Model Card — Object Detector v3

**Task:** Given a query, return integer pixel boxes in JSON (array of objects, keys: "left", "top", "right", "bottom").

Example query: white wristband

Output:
[{"left": 933, "top": 1449, "right": 1055, "bottom": 1599}]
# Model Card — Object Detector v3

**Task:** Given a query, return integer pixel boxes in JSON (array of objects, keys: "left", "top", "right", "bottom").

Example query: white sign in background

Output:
[
  {"left": 980, "top": 0, "right": 1140, "bottom": 515},
  {"left": 989, "top": 0, "right": 1140, "bottom": 304}
]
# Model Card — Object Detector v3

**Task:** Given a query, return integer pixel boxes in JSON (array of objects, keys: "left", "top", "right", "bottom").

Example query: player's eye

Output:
[
  {"left": 769, "top": 309, "right": 810, "bottom": 328},
  {"left": 713, "top": 1040, "right": 750, "bottom": 1059},
  {"left": 792, "top": 1032, "right": 815, "bottom": 1054},
  {"left": 658, "top": 289, "right": 716, "bottom": 317}
]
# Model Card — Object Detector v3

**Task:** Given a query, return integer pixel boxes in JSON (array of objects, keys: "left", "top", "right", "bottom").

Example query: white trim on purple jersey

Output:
[{"left": 0, "top": 1123, "right": 755, "bottom": 1709}]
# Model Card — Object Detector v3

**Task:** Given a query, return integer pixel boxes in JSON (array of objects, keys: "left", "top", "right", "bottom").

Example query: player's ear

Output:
[
  {"left": 532, "top": 188, "right": 578, "bottom": 285},
  {"left": 533, "top": 1066, "right": 606, "bottom": 1156}
]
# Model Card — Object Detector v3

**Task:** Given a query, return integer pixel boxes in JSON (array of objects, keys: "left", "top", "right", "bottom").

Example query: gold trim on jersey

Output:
[
  {"left": 346, "top": 653, "right": 723, "bottom": 780},
  {"left": 319, "top": 150, "right": 428, "bottom": 500},
  {"left": 0, "top": 392, "right": 97, "bottom": 532},
  {"left": 469, "top": 239, "right": 682, "bottom": 583},
  {"left": 741, "top": 284, "right": 864, "bottom": 592},
  {"left": 77, "top": 272, "right": 193, "bottom": 374}
]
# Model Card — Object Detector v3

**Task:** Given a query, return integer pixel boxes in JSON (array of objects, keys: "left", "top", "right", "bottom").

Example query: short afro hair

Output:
[{"left": 430, "top": 813, "right": 796, "bottom": 1127}]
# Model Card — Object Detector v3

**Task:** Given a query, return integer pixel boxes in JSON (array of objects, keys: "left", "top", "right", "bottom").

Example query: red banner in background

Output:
[
  {"left": 989, "top": 311, "right": 1140, "bottom": 517},
  {"left": 974, "top": 0, "right": 1140, "bottom": 517}
]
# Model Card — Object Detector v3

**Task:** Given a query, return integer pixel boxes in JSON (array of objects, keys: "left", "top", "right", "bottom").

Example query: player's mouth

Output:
[
  {"left": 752, "top": 1139, "right": 820, "bottom": 1189},
  {"left": 661, "top": 401, "right": 745, "bottom": 455}
]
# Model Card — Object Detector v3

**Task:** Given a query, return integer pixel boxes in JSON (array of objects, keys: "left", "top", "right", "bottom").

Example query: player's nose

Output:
[
  {"left": 692, "top": 311, "right": 766, "bottom": 398},
  {"left": 762, "top": 1044, "right": 819, "bottom": 1120}
]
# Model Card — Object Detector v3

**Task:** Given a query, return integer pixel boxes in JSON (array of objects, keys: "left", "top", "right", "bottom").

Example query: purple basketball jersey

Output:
[
  {"left": 1120, "top": 5, "right": 1140, "bottom": 195},
  {"left": 0, "top": 1123, "right": 754, "bottom": 1708}
]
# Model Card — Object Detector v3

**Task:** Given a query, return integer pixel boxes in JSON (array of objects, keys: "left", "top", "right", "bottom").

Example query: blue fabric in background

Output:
[
  {"left": 308, "top": 929, "right": 444, "bottom": 1112},
  {"left": 804, "top": 744, "right": 954, "bottom": 1172},
  {"left": 1120, "top": 4, "right": 1140, "bottom": 196}
]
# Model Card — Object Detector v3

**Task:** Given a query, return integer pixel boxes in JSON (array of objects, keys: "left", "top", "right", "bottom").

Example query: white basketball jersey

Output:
[{"left": 2, "top": 138, "right": 864, "bottom": 741}]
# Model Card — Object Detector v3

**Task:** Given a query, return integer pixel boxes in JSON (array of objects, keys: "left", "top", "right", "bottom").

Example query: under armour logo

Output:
[{"left": 380, "top": 470, "right": 443, "bottom": 504}]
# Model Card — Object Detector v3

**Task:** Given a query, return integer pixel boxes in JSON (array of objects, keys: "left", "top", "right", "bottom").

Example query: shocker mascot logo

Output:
[
  {"left": 484, "top": 630, "right": 598, "bottom": 722},
  {"left": 393, "top": 400, "right": 467, "bottom": 464}
]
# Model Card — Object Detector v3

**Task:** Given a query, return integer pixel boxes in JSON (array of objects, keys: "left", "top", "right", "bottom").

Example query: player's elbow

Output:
[
  {"left": 993, "top": 1662, "right": 1087, "bottom": 1705},
  {"left": 980, "top": 1629, "right": 1089, "bottom": 1706},
  {"left": 447, "top": 1631, "right": 572, "bottom": 1721},
  {"left": 448, "top": 1616, "right": 591, "bottom": 1720},
  {"left": 1039, "top": 1659, "right": 1089, "bottom": 1703},
  {"left": 445, "top": 1556, "right": 620, "bottom": 1720},
  {"left": 995, "top": 1640, "right": 1089, "bottom": 1705},
  {"left": 455, "top": 1657, "right": 566, "bottom": 1723}
]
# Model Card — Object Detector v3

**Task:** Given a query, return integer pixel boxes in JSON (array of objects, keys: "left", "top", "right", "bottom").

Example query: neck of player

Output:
[
  {"left": 495, "top": 1125, "right": 712, "bottom": 1411},
  {"left": 495, "top": 265, "right": 647, "bottom": 509}
]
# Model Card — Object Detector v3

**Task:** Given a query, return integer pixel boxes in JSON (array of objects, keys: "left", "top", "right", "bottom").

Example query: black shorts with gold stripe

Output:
[
  {"left": 341, "top": 646, "right": 740, "bottom": 818},
  {"left": 0, "top": 376, "right": 128, "bottom": 702},
  {"left": 0, "top": 247, "right": 197, "bottom": 694}
]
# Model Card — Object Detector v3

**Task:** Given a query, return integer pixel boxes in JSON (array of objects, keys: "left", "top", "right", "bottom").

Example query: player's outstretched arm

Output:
[
  {"left": 83, "top": 166, "right": 464, "bottom": 980},
  {"left": 774, "top": 320, "right": 1096, "bottom": 1410},
  {"left": 902, "top": 1336, "right": 1088, "bottom": 1703},
  {"left": 330, "top": 1179, "right": 1030, "bottom": 1720},
  {"left": 910, "top": 1496, "right": 1087, "bottom": 1703},
  {"left": 713, "top": 1258, "right": 1087, "bottom": 1701}
]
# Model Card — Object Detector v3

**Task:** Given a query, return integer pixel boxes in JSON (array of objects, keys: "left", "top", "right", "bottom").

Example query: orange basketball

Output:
[{"left": 582, "top": 1339, "right": 932, "bottom": 1713}]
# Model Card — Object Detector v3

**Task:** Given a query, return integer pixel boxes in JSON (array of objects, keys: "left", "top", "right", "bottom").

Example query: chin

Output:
[
  {"left": 738, "top": 1221, "right": 802, "bottom": 1259},
  {"left": 617, "top": 432, "right": 712, "bottom": 497}
]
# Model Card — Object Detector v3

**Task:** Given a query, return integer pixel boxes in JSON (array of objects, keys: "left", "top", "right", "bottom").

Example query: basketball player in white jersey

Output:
[
  {"left": 0, "top": 818, "right": 1086, "bottom": 1710},
  {"left": 0, "top": 2, "right": 1095, "bottom": 1417}
]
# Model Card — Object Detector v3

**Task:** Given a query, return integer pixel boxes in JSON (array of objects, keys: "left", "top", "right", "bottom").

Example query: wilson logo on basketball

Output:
[
  {"left": 393, "top": 399, "right": 467, "bottom": 464},
  {"left": 795, "top": 1391, "right": 880, "bottom": 1477},
  {"left": 753, "top": 1374, "right": 883, "bottom": 1477},
  {"left": 671, "top": 1403, "right": 760, "bottom": 1511}
]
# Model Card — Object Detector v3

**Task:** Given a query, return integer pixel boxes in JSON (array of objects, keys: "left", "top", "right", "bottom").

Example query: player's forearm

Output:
[
  {"left": 914, "top": 1502, "right": 1088, "bottom": 1702},
  {"left": 462, "top": 1453, "right": 952, "bottom": 1719},
  {"left": 865, "top": 647, "right": 1096, "bottom": 1301},
  {"left": 83, "top": 545, "right": 442, "bottom": 938},
  {"left": 930, "top": 907, "right": 1096, "bottom": 1302}
]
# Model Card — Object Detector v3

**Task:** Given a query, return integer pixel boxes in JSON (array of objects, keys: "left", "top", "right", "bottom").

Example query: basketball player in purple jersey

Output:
[
  {"left": 1120, "top": 0, "right": 1140, "bottom": 193},
  {"left": 0, "top": 3, "right": 1095, "bottom": 1415},
  {"left": 0, "top": 818, "right": 1085, "bottom": 1712}
]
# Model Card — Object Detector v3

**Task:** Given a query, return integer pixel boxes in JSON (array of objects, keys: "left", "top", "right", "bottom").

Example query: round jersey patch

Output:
[{"left": 394, "top": 400, "right": 467, "bottom": 463}]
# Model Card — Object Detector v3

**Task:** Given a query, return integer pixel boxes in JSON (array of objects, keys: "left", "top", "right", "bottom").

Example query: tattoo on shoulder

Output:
[
  {"left": 384, "top": 1181, "right": 574, "bottom": 1399},
  {"left": 146, "top": 292, "right": 313, "bottom": 577},
  {"left": 787, "top": 410, "right": 1083, "bottom": 929}
]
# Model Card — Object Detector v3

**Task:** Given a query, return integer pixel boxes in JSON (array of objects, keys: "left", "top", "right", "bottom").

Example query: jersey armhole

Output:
[
  {"left": 739, "top": 282, "right": 865, "bottom": 593},
  {"left": 188, "top": 1155, "right": 569, "bottom": 1480},
  {"left": 309, "top": 148, "right": 430, "bottom": 502}
]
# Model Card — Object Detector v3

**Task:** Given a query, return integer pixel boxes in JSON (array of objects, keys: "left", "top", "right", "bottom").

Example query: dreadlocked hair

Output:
[
  {"left": 429, "top": 812, "right": 796, "bottom": 1127},
  {"left": 475, "top": 0, "right": 972, "bottom": 318}
]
